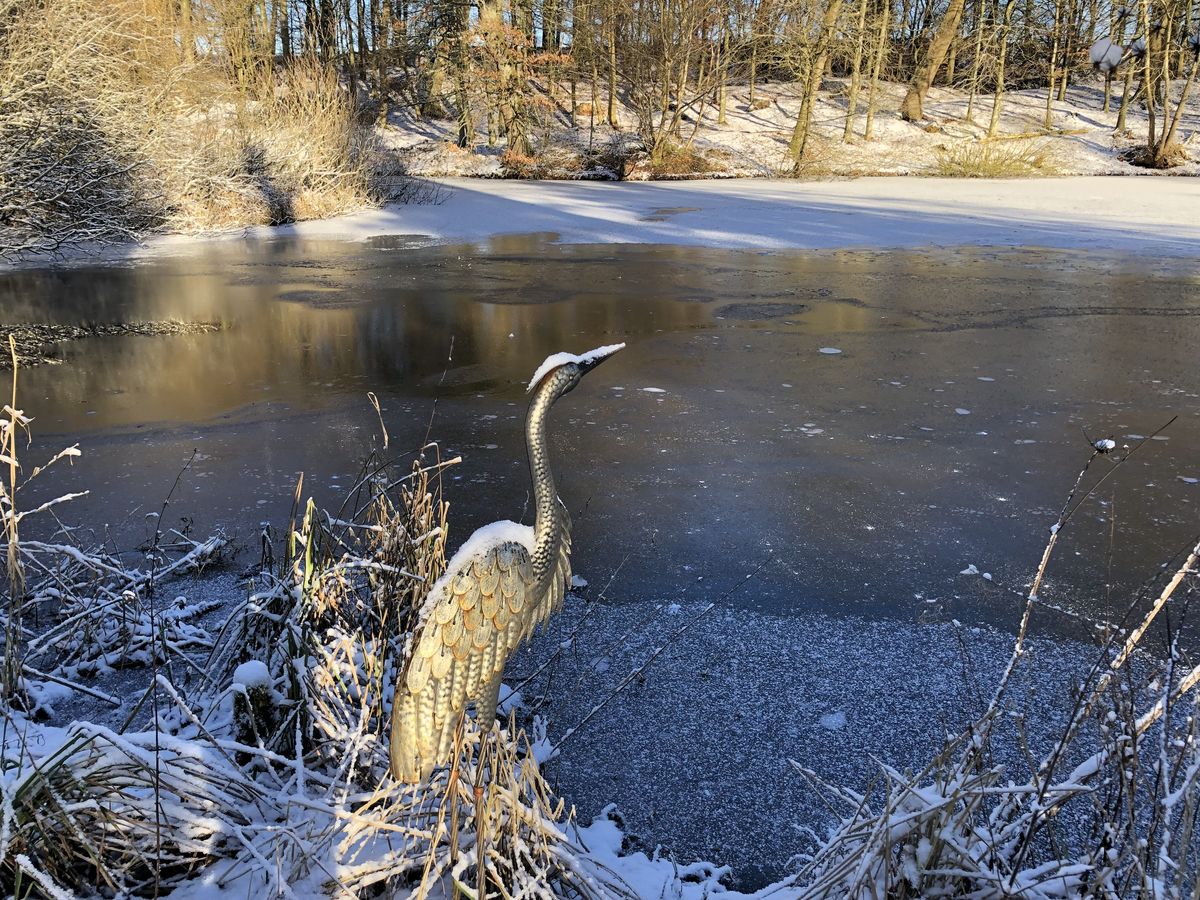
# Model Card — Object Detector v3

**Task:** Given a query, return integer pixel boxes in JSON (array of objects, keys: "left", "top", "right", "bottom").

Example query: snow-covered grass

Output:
[{"left": 768, "top": 444, "right": 1200, "bottom": 897}]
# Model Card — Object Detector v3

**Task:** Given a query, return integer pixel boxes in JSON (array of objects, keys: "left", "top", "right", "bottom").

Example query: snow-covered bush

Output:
[{"left": 0, "top": 0, "right": 397, "bottom": 261}]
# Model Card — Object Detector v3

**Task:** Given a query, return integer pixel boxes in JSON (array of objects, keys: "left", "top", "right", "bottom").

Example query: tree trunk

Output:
[
  {"left": 748, "top": 40, "right": 758, "bottom": 105},
  {"left": 1155, "top": 47, "right": 1200, "bottom": 160},
  {"left": 964, "top": 0, "right": 986, "bottom": 121},
  {"left": 279, "top": 0, "right": 291, "bottom": 60},
  {"left": 843, "top": 0, "right": 871, "bottom": 140},
  {"left": 788, "top": 0, "right": 845, "bottom": 164},
  {"left": 376, "top": 0, "right": 391, "bottom": 122},
  {"left": 180, "top": 0, "right": 195, "bottom": 63},
  {"left": 986, "top": 0, "right": 1014, "bottom": 137},
  {"left": 901, "top": 0, "right": 966, "bottom": 120},
  {"left": 607, "top": 25, "right": 618, "bottom": 126},
  {"left": 480, "top": 0, "right": 529, "bottom": 155},
  {"left": 1141, "top": 0, "right": 1156, "bottom": 147},
  {"left": 1044, "top": 0, "right": 1061, "bottom": 130},
  {"left": 1115, "top": 57, "right": 1134, "bottom": 130},
  {"left": 717, "top": 30, "right": 729, "bottom": 125},
  {"left": 864, "top": 0, "right": 890, "bottom": 139}
]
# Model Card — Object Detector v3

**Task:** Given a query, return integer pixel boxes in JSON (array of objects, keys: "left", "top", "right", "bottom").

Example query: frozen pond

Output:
[{"left": 4, "top": 235, "right": 1199, "bottom": 885}]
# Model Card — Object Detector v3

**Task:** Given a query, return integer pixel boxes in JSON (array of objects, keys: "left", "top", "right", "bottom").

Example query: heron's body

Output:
[{"left": 389, "top": 344, "right": 622, "bottom": 783}]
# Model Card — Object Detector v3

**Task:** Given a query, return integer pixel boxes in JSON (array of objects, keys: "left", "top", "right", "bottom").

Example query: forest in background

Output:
[{"left": 1, "top": 0, "right": 1199, "bottom": 258}]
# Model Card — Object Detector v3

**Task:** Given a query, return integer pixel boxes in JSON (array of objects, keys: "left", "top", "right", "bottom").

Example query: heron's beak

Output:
[{"left": 578, "top": 342, "right": 625, "bottom": 374}]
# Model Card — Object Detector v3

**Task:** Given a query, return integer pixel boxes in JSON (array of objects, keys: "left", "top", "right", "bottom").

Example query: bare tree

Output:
[
  {"left": 901, "top": 0, "right": 967, "bottom": 119},
  {"left": 843, "top": 0, "right": 872, "bottom": 138},
  {"left": 785, "top": 0, "right": 846, "bottom": 163}
]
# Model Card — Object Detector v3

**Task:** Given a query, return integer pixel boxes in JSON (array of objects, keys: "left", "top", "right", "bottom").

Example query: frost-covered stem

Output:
[
  {"left": 987, "top": 450, "right": 1098, "bottom": 717},
  {"left": 19, "top": 664, "right": 120, "bottom": 705},
  {"left": 1113, "top": 536, "right": 1199, "bottom": 668},
  {"left": 1003, "top": 578, "right": 1198, "bottom": 876},
  {"left": 1151, "top": 641, "right": 1178, "bottom": 893},
  {"left": 1011, "top": 538, "right": 1200, "bottom": 835},
  {"left": 2, "top": 337, "right": 24, "bottom": 702}
]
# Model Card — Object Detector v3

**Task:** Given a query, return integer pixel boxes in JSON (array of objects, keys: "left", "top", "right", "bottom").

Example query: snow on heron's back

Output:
[
  {"left": 418, "top": 520, "right": 536, "bottom": 620},
  {"left": 527, "top": 343, "right": 626, "bottom": 391}
]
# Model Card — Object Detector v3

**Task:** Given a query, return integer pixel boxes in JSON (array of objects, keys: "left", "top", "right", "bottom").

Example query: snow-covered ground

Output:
[
  {"left": 128, "top": 174, "right": 1200, "bottom": 263},
  {"left": 386, "top": 78, "right": 1200, "bottom": 178}
]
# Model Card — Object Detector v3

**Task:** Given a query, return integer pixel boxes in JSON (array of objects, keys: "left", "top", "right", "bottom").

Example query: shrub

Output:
[
  {"left": 934, "top": 141, "right": 1063, "bottom": 177},
  {"left": 0, "top": 0, "right": 392, "bottom": 260},
  {"left": 649, "top": 142, "right": 715, "bottom": 178}
]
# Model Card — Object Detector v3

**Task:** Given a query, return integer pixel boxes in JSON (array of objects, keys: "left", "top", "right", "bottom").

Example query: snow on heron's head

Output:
[{"left": 527, "top": 343, "right": 626, "bottom": 393}]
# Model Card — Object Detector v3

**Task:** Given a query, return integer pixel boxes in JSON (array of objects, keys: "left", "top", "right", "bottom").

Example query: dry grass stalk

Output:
[
  {"left": 2, "top": 434, "right": 637, "bottom": 897},
  {"left": 786, "top": 443, "right": 1200, "bottom": 898}
]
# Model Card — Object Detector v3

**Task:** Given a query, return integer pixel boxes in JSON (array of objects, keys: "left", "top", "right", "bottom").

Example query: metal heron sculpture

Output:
[{"left": 389, "top": 342, "right": 625, "bottom": 783}]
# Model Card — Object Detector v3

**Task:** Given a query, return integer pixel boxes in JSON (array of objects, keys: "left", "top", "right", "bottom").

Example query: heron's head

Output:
[{"left": 527, "top": 343, "right": 625, "bottom": 397}]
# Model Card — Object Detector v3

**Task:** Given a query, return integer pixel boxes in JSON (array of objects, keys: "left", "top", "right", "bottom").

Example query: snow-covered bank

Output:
[
  {"left": 250, "top": 176, "right": 1200, "bottom": 257},
  {"left": 387, "top": 79, "right": 1200, "bottom": 180},
  {"left": 10, "top": 175, "right": 1199, "bottom": 271}
]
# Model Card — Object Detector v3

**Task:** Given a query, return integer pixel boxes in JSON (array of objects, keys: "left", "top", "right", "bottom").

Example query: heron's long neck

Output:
[{"left": 526, "top": 379, "right": 563, "bottom": 582}]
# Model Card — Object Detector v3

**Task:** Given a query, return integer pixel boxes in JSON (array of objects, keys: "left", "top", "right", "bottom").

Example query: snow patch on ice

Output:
[
  {"left": 819, "top": 710, "right": 847, "bottom": 731},
  {"left": 573, "top": 810, "right": 734, "bottom": 899}
]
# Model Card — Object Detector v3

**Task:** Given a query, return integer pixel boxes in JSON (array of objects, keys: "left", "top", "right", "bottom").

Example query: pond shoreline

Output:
[{"left": 5, "top": 176, "right": 1200, "bottom": 271}]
